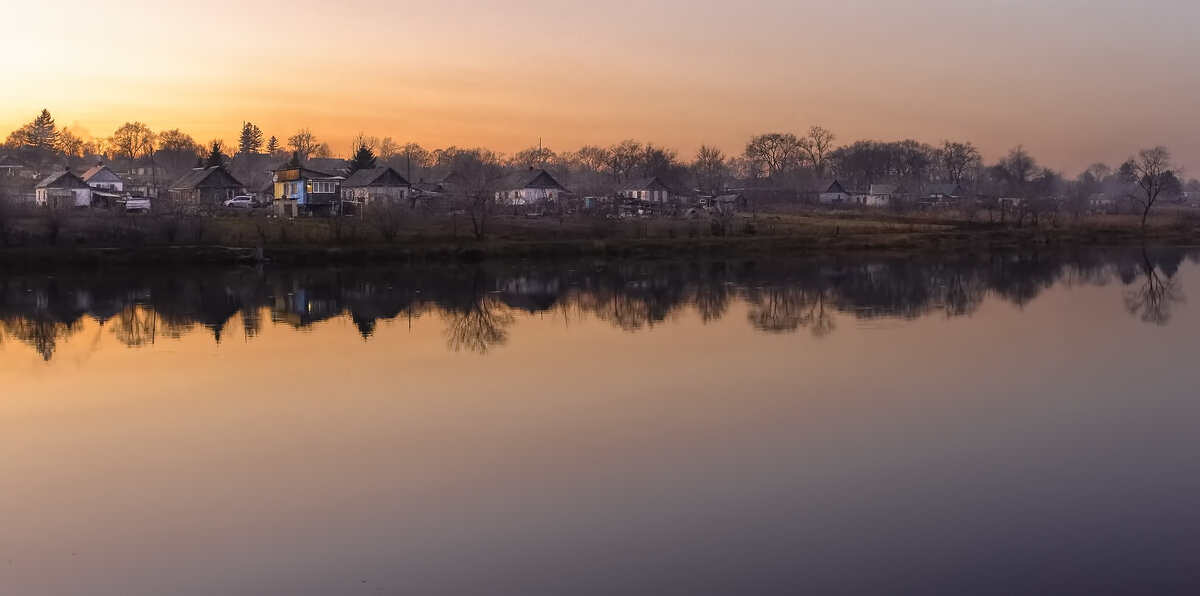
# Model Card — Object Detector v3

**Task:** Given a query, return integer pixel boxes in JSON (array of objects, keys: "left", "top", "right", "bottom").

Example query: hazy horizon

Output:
[{"left": 4, "top": 0, "right": 1198, "bottom": 174}]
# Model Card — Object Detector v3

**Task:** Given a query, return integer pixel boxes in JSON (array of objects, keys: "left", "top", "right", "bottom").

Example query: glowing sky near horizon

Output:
[{"left": 2, "top": 0, "right": 1198, "bottom": 173}]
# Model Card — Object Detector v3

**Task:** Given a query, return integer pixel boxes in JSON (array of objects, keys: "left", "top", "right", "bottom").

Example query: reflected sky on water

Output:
[{"left": 2, "top": 249, "right": 1200, "bottom": 595}]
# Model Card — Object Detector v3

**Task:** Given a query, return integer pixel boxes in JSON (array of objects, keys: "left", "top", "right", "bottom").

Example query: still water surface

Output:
[{"left": 2, "top": 249, "right": 1199, "bottom": 594}]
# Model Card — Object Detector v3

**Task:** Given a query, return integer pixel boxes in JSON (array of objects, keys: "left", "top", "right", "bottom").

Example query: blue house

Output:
[{"left": 272, "top": 166, "right": 343, "bottom": 216}]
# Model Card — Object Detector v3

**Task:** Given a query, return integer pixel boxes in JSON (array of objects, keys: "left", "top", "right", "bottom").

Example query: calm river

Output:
[{"left": 2, "top": 249, "right": 1199, "bottom": 595}]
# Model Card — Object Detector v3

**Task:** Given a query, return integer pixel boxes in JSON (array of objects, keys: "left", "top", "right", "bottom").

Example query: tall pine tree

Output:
[
  {"left": 29, "top": 109, "right": 58, "bottom": 149},
  {"left": 7, "top": 109, "right": 59, "bottom": 149},
  {"left": 238, "top": 122, "right": 263, "bottom": 154}
]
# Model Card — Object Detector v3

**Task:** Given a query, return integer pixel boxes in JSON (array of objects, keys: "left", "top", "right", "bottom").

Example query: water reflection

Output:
[{"left": 0, "top": 247, "right": 1195, "bottom": 361}]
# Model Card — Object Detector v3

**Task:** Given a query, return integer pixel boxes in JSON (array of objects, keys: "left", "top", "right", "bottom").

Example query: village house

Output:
[
  {"left": 169, "top": 165, "right": 245, "bottom": 209},
  {"left": 272, "top": 166, "right": 342, "bottom": 216},
  {"left": 815, "top": 179, "right": 853, "bottom": 205},
  {"left": 494, "top": 169, "right": 566, "bottom": 206},
  {"left": 866, "top": 183, "right": 909, "bottom": 207},
  {"left": 340, "top": 167, "right": 411, "bottom": 210},
  {"left": 82, "top": 164, "right": 127, "bottom": 209},
  {"left": 82, "top": 164, "right": 124, "bottom": 192},
  {"left": 619, "top": 177, "right": 675, "bottom": 203},
  {"left": 35, "top": 171, "right": 93, "bottom": 208}
]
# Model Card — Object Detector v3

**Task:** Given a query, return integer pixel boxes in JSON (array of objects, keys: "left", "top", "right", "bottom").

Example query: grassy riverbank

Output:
[{"left": 1, "top": 208, "right": 1198, "bottom": 267}]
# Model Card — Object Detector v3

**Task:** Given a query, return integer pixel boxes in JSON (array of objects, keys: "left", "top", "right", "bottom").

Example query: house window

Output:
[{"left": 311, "top": 181, "right": 335, "bottom": 194}]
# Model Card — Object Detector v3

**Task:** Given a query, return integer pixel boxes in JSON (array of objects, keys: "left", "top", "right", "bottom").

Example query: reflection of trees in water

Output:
[
  {"left": 1124, "top": 248, "right": 1186, "bottom": 325},
  {"left": 2, "top": 317, "right": 80, "bottom": 361},
  {"left": 2, "top": 248, "right": 1199, "bottom": 361},
  {"left": 745, "top": 286, "right": 836, "bottom": 337},
  {"left": 443, "top": 297, "right": 515, "bottom": 355},
  {"left": 112, "top": 305, "right": 158, "bottom": 348},
  {"left": 442, "top": 269, "right": 515, "bottom": 354}
]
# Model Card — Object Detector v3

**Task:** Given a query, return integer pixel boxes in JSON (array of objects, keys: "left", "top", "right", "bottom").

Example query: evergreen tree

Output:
[
  {"left": 285, "top": 151, "right": 302, "bottom": 168},
  {"left": 6, "top": 109, "right": 60, "bottom": 149},
  {"left": 349, "top": 144, "right": 377, "bottom": 173},
  {"left": 29, "top": 109, "right": 58, "bottom": 149},
  {"left": 266, "top": 135, "right": 280, "bottom": 154},
  {"left": 238, "top": 122, "right": 263, "bottom": 154},
  {"left": 205, "top": 141, "right": 228, "bottom": 168}
]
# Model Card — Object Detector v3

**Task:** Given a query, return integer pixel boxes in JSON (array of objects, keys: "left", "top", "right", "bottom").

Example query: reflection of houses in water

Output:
[
  {"left": 2, "top": 248, "right": 1198, "bottom": 360},
  {"left": 495, "top": 276, "right": 562, "bottom": 313},
  {"left": 271, "top": 284, "right": 346, "bottom": 328}
]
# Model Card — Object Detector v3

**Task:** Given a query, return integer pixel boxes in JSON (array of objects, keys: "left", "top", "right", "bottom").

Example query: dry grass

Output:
[{"left": 2, "top": 203, "right": 1200, "bottom": 267}]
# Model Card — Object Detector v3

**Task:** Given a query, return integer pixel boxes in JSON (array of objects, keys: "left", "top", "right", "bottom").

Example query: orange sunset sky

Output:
[{"left": 2, "top": 0, "right": 1198, "bottom": 174}]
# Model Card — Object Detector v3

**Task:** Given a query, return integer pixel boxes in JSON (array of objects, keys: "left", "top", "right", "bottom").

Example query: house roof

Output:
[
  {"left": 170, "top": 166, "right": 245, "bottom": 190},
  {"left": 813, "top": 179, "right": 846, "bottom": 194},
  {"left": 499, "top": 169, "right": 565, "bottom": 191},
  {"left": 620, "top": 177, "right": 673, "bottom": 193},
  {"left": 0, "top": 154, "right": 28, "bottom": 168},
  {"left": 869, "top": 183, "right": 907, "bottom": 195},
  {"left": 273, "top": 166, "right": 342, "bottom": 180},
  {"left": 82, "top": 164, "right": 121, "bottom": 183},
  {"left": 35, "top": 170, "right": 90, "bottom": 189},
  {"left": 306, "top": 157, "right": 350, "bottom": 174},
  {"left": 342, "top": 167, "right": 411, "bottom": 188}
]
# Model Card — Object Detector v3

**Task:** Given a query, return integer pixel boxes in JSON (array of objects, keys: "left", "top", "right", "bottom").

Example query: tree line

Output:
[{"left": 3, "top": 108, "right": 1194, "bottom": 226}]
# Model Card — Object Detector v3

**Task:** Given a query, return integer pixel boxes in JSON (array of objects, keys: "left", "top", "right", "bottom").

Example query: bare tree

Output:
[
  {"left": 57, "top": 128, "right": 84, "bottom": 158},
  {"left": 378, "top": 137, "right": 399, "bottom": 163},
  {"left": 693, "top": 145, "right": 728, "bottom": 196},
  {"left": 744, "top": 133, "right": 803, "bottom": 178},
  {"left": 799, "top": 126, "right": 836, "bottom": 179},
  {"left": 572, "top": 145, "right": 614, "bottom": 195},
  {"left": 1125, "top": 146, "right": 1179, "bottom": 231},
  {"left": 351, "top": 133, "right": 378, "bottom": 153},
  {"left": 936, "top": 141, "right": 983, "bottom": 183},
  {"left": 451, "top": 151, "right": 506, "bottom": 240},
  {"left": 40, "top": 190, "right": 71, "bottom": 245},
  {"left": 510, "top": 144, "right": 555, "bottom": 169},
  {"left": 108, "top": 122, "right": 156, "bottom": 171},
  {"left": 287, "top": 128, "right": 319, "bottom": 162},
  {"left": 607, "top": 139, "right": 643, "bottom": 182},
  {"left": 365, "top": 200, "right": 406, "bottom": 242}
]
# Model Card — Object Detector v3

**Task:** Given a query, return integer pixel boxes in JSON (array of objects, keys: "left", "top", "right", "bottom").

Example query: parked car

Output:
[{"left": 223, "top": 196, "right": 257, "bottom": 209}]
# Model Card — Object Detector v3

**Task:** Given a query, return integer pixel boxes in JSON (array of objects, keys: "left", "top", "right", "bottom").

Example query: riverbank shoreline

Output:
[{"left": 0, "top": 223, "right": 1195, "bottom": 268}]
